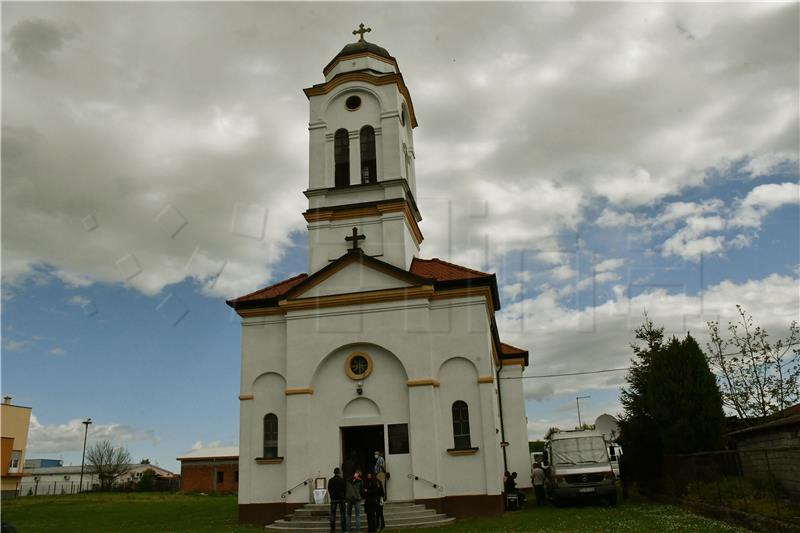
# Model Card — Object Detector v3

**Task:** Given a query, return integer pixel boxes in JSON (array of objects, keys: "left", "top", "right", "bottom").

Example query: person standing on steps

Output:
[
  {"left": 373, "top": 451, "right": 386, "bottom": 489},
  {"left": 375, "top": 476, "right": 386, "bottom": 531},
  {"left": 345, "top": 468, "right": 365, "bottom": 533},
  {"left": 328, "top": 467, "right": 347, "bottom": 533},
  {"left": 364, "top": 472, "right": 381, "bottom": 532}
]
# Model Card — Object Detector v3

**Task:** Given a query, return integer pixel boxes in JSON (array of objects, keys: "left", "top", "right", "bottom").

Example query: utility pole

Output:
[
  {"left": 79, "top": 418, "right": 92, "bottom": 493},
  {"left": 576, "top": 395, "right": 591, "bottom": 428}
]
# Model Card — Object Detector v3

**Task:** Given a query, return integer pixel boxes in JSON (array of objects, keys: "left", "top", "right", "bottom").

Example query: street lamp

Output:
[
  {"left": 576, "top": 395, "right": 591, "bottom": 428},
  {"left": 79, "top": 418, "right": 92, "bottom": 493}
]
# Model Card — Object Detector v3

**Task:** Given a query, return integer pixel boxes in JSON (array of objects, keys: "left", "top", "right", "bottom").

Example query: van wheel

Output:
[{"left": 607, "top": 493, "right": 617, "bottom": 506}]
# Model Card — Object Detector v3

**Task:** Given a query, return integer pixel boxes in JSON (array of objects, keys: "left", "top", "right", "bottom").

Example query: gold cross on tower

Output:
[
  {"left": 352, "top": 23, "right": 371, "bottom": 42},
  {"left": 345, "top": 227, "right": 366, "bottom": 251}
]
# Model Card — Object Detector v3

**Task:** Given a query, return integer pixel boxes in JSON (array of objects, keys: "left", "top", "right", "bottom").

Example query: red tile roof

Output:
[
  {"left": 228, "top": 257, "right": 495, "bottom": 308},
  {"left": 410, "top": 257, "right": 492, "bottom": 281},
  {"left": 500, "top": 342, "right": 528, "bottom": 356},
  {"left": 227, "top": 273, "right": 308, "bottom": 304}
]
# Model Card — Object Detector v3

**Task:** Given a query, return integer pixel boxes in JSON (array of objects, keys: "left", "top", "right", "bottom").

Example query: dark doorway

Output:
[{"left": 341, "top": 425, "right": 384, "bottom": 479}]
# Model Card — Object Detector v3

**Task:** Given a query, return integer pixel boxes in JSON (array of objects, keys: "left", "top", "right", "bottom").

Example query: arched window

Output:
[
  {"left": 360, "top": 126, "right": 377, "bottom": 184},
  {"left": 263, "top": 413, "right": 278, "bottom": 458},
  {"left": 334, "top": 129, "right": 350, "bottom": 187},
  {"left": 452, "top": 401, "right": 471, "bottom": 449}
]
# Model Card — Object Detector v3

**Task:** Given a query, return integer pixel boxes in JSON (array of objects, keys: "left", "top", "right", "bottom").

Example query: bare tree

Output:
[
  {"left": 86, "top": 440, "right": 132, "bottom": 490},
  {"left": 707, "top": 305, "right": 800, "bottom": 420}
]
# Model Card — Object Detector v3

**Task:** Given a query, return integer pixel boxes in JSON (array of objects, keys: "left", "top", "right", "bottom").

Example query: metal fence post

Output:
[{"left": 762, "top": 449, "right": 780, "bottom": 519}]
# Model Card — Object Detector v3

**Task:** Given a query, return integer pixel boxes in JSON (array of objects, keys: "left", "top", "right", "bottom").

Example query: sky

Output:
[{"left": 2, "top": 2, "right": 799, "bottom": 473}]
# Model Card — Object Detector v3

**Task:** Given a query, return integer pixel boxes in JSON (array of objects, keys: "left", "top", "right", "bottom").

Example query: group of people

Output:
[
  {"left": 503, "top": 463, "right": 547, "bottom": 509},
  {"left": 328, "top": 451, "right": 387, "bottom": 533}
]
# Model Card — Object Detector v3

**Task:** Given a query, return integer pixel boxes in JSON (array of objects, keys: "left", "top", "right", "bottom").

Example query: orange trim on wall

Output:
[
  {"left": 285, "top": 388, "right": 314, "bottom": 396},
  {"left": 406, "top": 379, "right": 440, "bottom": 388},
  {"left": 501, "top": 357, "right": 526, "bottom": 367},
  {"left": 280, "top": 286, "right": 434, "bottom": 312},
  {"left": 238, "top": 394, "right": 254, "bottom": 401},
  {"left": 303, "top": 201, "right": 424, "bottom": 245},
  {"left": 323, "top": 51, "right": 399, "bottom": 76},
  {"left": 304, "top": 72, "right": 418, "bottom": 128},
  {"left": 477, "top": 376, "right": 494, "bottom": 384},
  {"left": 238, "top": 308, "right": 286, "bottom": 318}
]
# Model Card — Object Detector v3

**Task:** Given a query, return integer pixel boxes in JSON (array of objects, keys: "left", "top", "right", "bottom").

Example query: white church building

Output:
[{"left": 227, "top": 28, "right": 531, "bottom": 525}]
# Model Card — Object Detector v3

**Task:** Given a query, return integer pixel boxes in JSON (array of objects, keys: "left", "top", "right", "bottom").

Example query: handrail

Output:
[
  {"left": 281, "top": 477, "right": 312, "bottom": 499},
  {"left": 408, "top": 473, "right": 444, "bottom": 492}
]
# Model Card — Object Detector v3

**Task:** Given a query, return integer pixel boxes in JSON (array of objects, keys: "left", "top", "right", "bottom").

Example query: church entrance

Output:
[{"left": 341, "top": 425, "right": 384, "bottom": 479}]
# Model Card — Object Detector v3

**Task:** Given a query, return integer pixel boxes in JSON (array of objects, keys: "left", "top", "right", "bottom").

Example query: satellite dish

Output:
[{"left": 594, "top": 414, "right": 619, "bottom": 440}]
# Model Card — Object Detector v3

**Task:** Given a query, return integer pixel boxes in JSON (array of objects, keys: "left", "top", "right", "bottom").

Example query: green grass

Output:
[
  {"left": 1, "top": 492, "right": 261, "bottom": 533},
  {"left": 2, "top": 492, "right": 746, "bottom": 533},
  {"left": 685, "top": 476, "right": 800, "bottom": 520}
]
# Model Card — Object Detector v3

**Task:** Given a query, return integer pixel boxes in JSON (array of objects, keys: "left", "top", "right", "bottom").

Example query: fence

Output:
[
  {"left": 663, "top": 447, "right": 800, "bottom": 522},
  {"left": 16, "top": 480, "right": 95, "bottom": 497}
]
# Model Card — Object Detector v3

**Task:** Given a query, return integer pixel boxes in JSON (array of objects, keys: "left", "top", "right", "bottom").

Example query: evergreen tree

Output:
[
  {"left": 618, "top": 314, "right": 664, "bottom": 491},
  {"left": 647, "top": 334, "right": 725, "bottom": 455},
  {"left": 619, "top": 318, "right": 725, "bottom": 492}
]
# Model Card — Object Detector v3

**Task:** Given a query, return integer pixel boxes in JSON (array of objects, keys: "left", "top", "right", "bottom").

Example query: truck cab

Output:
[{"left": 543, "top": 429, "right": 617, "bottom": 505}]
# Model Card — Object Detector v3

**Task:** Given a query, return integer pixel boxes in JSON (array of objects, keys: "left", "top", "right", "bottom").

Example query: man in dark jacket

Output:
[
  {"left": 345, "top": 469, "right": 364, "bottom": 533},
  {"left": 328, "top": 467, "right": 346, "bottom": 533}
]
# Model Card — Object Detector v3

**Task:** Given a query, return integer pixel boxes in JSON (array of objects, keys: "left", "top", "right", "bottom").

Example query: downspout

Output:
[{"left": 496, "top": 352, "right": 508, "bottom": 473}]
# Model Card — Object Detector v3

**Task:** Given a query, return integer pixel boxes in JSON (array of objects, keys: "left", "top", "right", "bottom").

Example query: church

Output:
[{"left": 227, "top": 26, "right": 531, "bottom": 526}]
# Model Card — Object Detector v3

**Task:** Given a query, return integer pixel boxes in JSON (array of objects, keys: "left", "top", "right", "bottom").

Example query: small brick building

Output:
[{"left": 177, "top": 447, "right": 238, "bottom": 493}]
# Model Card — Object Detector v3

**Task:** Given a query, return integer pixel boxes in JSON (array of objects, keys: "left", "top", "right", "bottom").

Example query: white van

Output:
[{"left": 543, "top": 429, "right": 617, "bottom": 505}]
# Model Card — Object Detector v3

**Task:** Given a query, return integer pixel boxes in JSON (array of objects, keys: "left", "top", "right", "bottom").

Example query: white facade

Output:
[{"left": 230, "top": 36, "right": 530, "bottom": 523}]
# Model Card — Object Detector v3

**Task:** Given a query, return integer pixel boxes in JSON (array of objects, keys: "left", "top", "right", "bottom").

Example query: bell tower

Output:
[{"left": 303, "top": 25, "right": 423, "bottom": 274}]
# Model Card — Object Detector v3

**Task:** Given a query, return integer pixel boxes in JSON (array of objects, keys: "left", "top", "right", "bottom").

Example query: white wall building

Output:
[
  {"left": 228, "top": 30, "right": 531, "bottom": 526},
  {"left": 18, "top": 464, "right": 176, "bottom": 496}
]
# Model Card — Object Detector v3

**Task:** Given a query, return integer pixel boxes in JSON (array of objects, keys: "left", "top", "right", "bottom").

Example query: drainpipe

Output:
[{"left": 496, "top": 360, "right": 508, "bottom": 473}]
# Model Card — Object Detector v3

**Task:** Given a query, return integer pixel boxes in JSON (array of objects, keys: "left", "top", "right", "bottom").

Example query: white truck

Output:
[{"left": 542, "top": 429, "right": 617, "bottom": 505}]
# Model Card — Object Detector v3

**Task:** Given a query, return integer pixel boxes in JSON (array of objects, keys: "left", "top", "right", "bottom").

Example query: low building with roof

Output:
[
  {"left": 726, "top": 404, "right": 800, "bottom": 497},
  {"left": 177, "top": 447, "right": 239, "bottom": 493},
  {"left": 1, "top": 396, "right": 32, "bottom": 499},
  {"left": 17, "top": 463, "right": 177, "bottom": 496}
]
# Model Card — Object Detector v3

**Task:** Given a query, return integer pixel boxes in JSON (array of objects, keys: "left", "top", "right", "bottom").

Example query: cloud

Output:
[
  {"left": 67, "top": 295, "right": 90, "bottom": 306},
  {"left": 498, "top": 273, "right": 800, "bottom": 402},
  {"left": 595, "top": 209, "right": 636, "bottom": 228},
  {"left": 27, "top": 415, "right": 158, "bottom": 454},
  {"left": 48, "top": 347, "right": 65, "bottom": 356},
  {"left": 5, "top": 18, "right": 77, "bottom": 72},
  {"left": 4, "top": 339, "right": 32, "bottom": 352},
  {"left": 2, "top": 3, "right": 797, "bottom": 299},
  {"left": 733, "top": 182, "right": 800, "bottom": 229},
  {"left": 190, "top": 440, "right": 234, "bottom": 451}
]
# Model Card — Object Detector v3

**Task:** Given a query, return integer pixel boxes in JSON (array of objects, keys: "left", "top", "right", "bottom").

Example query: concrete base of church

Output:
[
  {"left": 239, "top": 502, "right": 304, "bottom": 525},
  {"left": 415, "top": 494, "right": 504, "bottom": 518}
]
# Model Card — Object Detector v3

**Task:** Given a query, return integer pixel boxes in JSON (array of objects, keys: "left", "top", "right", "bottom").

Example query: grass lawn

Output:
[{"left": 1, "top": 492, "right": 746, "bottom": 533}]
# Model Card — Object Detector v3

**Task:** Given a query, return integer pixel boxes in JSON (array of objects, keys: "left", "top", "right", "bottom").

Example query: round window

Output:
[
  {"left": 345, "top": 95, "right": 362, "bottom": 111},
  {"left": 345, "top": 352, "right": 373, "bottom": 380},
  {"left": 350, "top": 356, "right": 369, "bottom": 376}
]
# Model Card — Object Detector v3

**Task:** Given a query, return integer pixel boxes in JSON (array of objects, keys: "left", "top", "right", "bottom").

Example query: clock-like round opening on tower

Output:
[
  {"left": 345, "top": 95, "right": 362, "bottom": 111},
  {"left": 345, "top": 351, "right": 373, "bottom": 380}
]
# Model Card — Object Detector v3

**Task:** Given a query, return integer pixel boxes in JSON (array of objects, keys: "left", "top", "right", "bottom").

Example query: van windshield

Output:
[{"left": 551, "top": 436, "right": 607, "bottom": 465}]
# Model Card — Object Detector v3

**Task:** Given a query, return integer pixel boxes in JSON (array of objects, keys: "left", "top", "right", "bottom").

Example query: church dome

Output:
[
  {"left": 334, "top": 40, "right": 393, "bottom": 61},
  {"left": 322, "top": 38, "right": 397, "bottom": 77}
]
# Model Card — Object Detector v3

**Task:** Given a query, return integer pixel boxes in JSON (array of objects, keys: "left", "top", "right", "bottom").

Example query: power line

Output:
[
  {"left": 500, "top": 367, "right": 630, "bottom": 379},
  {"left": 500, "top": 342, "right": 800, "bottom": 380}
]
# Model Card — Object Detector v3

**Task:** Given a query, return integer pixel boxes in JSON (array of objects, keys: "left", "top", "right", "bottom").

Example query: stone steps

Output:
[{"left": 265, "top": 501, "right": 455, "bottom": 532}]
